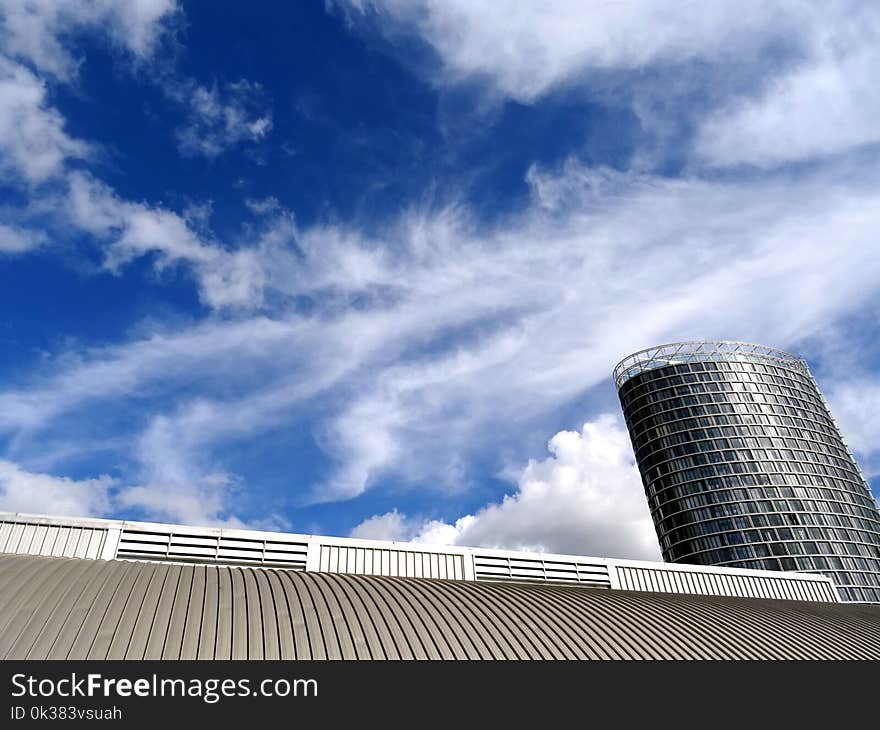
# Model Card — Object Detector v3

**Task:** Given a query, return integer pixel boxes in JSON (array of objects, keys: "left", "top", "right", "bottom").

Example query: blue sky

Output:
[{"left": 1, "top": 1, "right": 879, "bottom": 560}]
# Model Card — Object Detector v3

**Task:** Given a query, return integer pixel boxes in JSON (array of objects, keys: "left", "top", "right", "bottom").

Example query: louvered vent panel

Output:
[
  {"left": 116, "top": 528, "right": 308, "bottom": 569},
  {"left": 473, "top": 554, "right": 612, "bottom": 587}
]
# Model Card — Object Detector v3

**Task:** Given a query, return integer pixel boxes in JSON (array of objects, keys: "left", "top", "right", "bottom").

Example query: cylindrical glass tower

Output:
[{"left": 613, "top": 341, "right": 880, "bottom": 603}]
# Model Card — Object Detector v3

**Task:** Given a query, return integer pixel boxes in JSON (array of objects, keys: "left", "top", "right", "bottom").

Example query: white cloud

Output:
[
  {"left": 245, "top": 196, "right": 281, "bottom": 215},
  {"left": 318, "top": 388, "right": 406, "bottom": 501},
  {"left": 342, "top": 0, "right": 797, "bottom": 103},
  {"left": 826, "top": 379, "right": 880, "bottom": 478},
  {"left": 0, "top": 0, "right": 178, "bottom": 80},
  {"left": 0, "top": 58, "right": 89, "bottom": 183},
  {"left": 0, "top": 0, "right": 177, "bottom": 185},
  {"left": 0, "top": 13, "right": 277, "bottom": 311},
  {"left": 0, "top": 0, "right": 263, "bottom": 172},
  {"left": 0, "top": 456, "right": 264, "bottom": 527},
  {"left": 1, "top": 0, "right": 878, "bottom": 533},
  {"left": 6, "top": 157, "right": 880, "bottom": 508},
  {"left": 65, "top": 172, "right": 274, "bottom": 308},
  {"left": 113, "top": 407, "right": 269, "bottom": 527},
  {"left": 351, "top": 414, "right": 660, "bottom": 559},
  {"left": 0, "top": 315, "right": 310, "bottom": 433},
  {"left": 349, "top": 508, "right": 411, "bottom": 541},
  {"left": 0, "top": 459, "right": 113, "bottom": 517},
  {"left": 696, "top": 10, "right": 880, "bottom": 166},
  {"left": 175, "top": 80, "right": 273, "bottom": 159},
  {"left": 117, "top": 477, "right": 242, "bottom": 528},
  {"left": 298, "top": 159, "right": 880, "bottom": 499},
  {"left": 0, "top": 0, "right": 877, "bottom": 519},
  {"left": 342, "top": 2, "right": 880, "bottom": 168},
  {"left": 0, "top": 223, "right": 45, "bottom": 252}
]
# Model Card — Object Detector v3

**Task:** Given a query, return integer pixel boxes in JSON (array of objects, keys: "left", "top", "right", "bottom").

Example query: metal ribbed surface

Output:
[
  {"left": 318, "top": 543, "right": 465, "bottom": 580},
  {"left": 0, "top": 520, "right": 107, "bottom": 559},
  {"left": 1, "top": 555, "right": 879, "bottom": 659},
  {"left": 613, "top": 565, "right": 839, "bottom": 603}
]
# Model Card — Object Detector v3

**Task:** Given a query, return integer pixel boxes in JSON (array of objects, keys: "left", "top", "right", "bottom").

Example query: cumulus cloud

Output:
[
  {"left": 351, "top": 415, "right": 660, "bottom": 559},
  {"left": 0, "top": 459, "right": 113, "bottom": 517},
  {"left": 350, "top": 509, "right": 412, "bottom": 541},
  {"left": 174, "top": 80, "right": 273, "bottom": 159}
]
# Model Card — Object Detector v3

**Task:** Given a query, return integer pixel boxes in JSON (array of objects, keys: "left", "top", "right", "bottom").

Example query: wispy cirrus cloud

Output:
[
  {"left": 0, "top": 0, "right": 178, "bottom": 80},
  {"left": 339, "top": 1, "right": 880, "bottom": 168},
  {"left": 65, "top": 172, "right": 283, "bottom": 308},
  {"left": 695, "top": 10, "right": 880, "bottom": 167},
  {"left": 338, "top": 0, "right": 798, "bottom": 102},
  {"left": 173, "top": 79, "right": 273, "bottom": 159},
  {"left": 5, "top": 156, "right": 880, "bottom": 522}
]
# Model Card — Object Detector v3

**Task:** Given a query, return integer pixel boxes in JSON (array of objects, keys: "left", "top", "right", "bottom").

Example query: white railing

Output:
[{"left": 613, "top": 340, "right": 808, "bottom": 389}]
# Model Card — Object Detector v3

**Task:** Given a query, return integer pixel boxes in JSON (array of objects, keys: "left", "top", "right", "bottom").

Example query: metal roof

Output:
[{"left": 1, "top": 554, "right": 878, "bottom": 659}]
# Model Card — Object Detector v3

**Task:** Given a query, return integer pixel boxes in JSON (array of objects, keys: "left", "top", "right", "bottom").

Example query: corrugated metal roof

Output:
[{"left": 1, "top": 554, "right": 877, "bottom": 659}]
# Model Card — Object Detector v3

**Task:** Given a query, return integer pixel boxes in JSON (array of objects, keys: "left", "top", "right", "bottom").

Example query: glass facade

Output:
[{"left": 614, "top": 341, "right": 880, "bottom": 603}]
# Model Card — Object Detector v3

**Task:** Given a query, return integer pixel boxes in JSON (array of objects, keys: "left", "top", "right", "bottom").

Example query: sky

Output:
[{"left": 1, "top": 1, "right": 879, "bottom": 562}]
